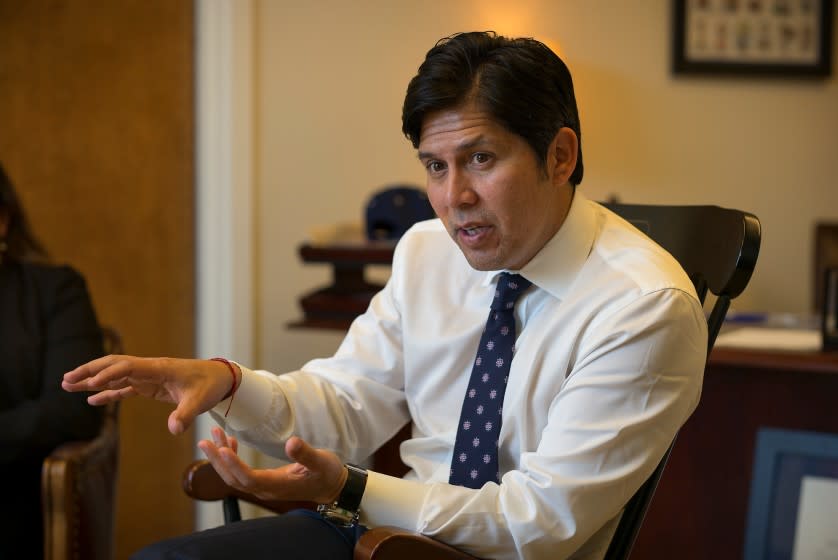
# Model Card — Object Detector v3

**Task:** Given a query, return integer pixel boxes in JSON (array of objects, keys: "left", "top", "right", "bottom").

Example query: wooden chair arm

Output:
[
  {"left": 355, "top": 526, "right": 481, "bottom": 560},
  {"left": 42, "top": 402, "right": 119, "bottom": 560},
  {"left": 182, "top": 460, "right": 478, "bottom": 558},
  {"left": 181, "top": 459, "right": 315, "bottom": 514}
]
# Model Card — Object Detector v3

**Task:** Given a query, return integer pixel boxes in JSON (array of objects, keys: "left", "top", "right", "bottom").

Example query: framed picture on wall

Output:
[
  {"left": 743, "top": 427, "right": 838, "bottom": 560},
  {"left": 672, "top": 0, "right": 834, "bottom": 76}
]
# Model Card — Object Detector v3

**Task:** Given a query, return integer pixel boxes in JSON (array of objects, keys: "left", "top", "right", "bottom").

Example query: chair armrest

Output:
[
  {"left": 42, "top": 403, "right": 119, "bottom": 560},
  {"left": 183, "top": 462, "right": 478, "bottom": 559},
  {"left": 181, "top": 459, "right": 315, "bottom": 514},
  {"left": 354, "top": 526, "right": 481, "bottom": 560}
]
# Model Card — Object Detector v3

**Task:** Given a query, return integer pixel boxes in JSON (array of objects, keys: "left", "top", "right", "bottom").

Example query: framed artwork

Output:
[
  {"left": 744, "top": 427, "right": 838, "bottom": 560},
  {"left": 672, "top": 0, "right": 834, "bottom": 76},
  {"left": 815, "top": 223, "right": 838, "bottom": 315}
]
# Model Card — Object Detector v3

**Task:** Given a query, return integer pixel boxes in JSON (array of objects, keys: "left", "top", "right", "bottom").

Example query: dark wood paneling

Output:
[
  {"left": 631, "top": 348, "right": 838, "bottom": 559},
  {"left": 0, "top": 1, "right": 195, "bottom": 558}
]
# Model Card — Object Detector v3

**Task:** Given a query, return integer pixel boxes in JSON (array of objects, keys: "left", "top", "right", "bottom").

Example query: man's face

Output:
[{"left": 418, "top": 102, "right": 574, "bottom": 271}]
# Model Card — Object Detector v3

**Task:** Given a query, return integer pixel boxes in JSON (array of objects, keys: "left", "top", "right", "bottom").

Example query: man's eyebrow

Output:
[{"left": 417, "top": 135, "right": 489, "bottom": 161}]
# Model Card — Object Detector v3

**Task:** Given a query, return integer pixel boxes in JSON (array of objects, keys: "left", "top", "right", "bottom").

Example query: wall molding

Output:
[{"left": 194, "top": 0, "right": 254, "bottom": 530}]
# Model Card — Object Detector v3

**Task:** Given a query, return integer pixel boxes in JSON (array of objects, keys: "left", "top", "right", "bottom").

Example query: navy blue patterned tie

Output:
[{"left": 449, "top": 272, "right": 532, "bottom": 488}]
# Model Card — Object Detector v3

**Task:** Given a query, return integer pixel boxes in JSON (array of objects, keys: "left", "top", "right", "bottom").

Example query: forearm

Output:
[
  {"left": 212, "top": 364, "right": 409, "bottom": 463},
  {"left": 213, "top": 281, "right": 410, "bottom": 461}
]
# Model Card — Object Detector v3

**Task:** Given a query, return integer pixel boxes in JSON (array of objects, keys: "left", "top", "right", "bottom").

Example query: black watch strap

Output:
[
  {"left": 317, "top": 463, "right": 368, "bottom": 527},
  {"left": 337, "top": 463, "right": 367, "bottom": 512}
]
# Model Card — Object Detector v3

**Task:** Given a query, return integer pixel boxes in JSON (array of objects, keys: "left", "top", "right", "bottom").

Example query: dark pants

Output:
[{"left": 131, "top": 509, "right": 367, "bottom": 560}]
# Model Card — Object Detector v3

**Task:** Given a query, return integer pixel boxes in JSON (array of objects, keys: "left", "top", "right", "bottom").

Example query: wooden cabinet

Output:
[
  {"left": 290, "top": 242, "right": 395, "bottom": 330},
  {"left": 632, "top": 347, "right": 838, "bottom": 559}
]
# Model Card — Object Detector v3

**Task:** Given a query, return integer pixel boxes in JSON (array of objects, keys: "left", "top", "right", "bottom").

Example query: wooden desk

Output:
[{"left": 631, "top": 346, "right": 838, "bottom": 560}]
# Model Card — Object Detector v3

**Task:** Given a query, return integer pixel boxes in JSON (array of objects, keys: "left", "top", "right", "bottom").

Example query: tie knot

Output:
[{"left": 491, "top": 273, "right": 532, "bottom": 311}]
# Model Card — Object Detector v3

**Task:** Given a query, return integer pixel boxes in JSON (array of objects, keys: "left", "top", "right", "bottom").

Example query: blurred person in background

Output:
[{"left": 0, "top": 161, "right": 105, "bottom": 555}]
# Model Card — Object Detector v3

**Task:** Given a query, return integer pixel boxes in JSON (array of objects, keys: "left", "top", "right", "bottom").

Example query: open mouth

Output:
[
  {"left": 461, "top": 226, "right": 488, "bottom": 237},
  {"left": 456, "top": 224, "right": 493, "bottom": 247}
]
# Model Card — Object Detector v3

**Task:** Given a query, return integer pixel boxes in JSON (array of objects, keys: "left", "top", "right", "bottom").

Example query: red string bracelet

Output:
[{"left": 210, "top": 357, "right": 239, "bottom": 417}]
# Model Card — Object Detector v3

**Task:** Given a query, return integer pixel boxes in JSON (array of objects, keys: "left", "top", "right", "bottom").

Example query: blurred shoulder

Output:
[
  {"left": 20, "top": 260, "right": 91, "bottom": 299},
  {"left": 24, "top": 260, "right": 85, "bottom": 282}
]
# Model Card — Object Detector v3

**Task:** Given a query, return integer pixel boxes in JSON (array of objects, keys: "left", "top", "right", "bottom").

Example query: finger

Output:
[
  {"left": 217, "top": 447, "right": 253, "bottom": 487},
  {"left": 63, "top": 358, "right": 136, "bottom": 392},
  {"left": 103, "top": 378, "right": 132, "bottom": 391},
  {"left": 229, "top": 435, "right": 238, "bottom": 454},
  {"left": 198, "top": 440, "right": 238, "bottom": 487},
  {"left": 211, "top": 427, "right": 230, "bottom": 448},
  {"left": 87, "top": 387, "right": 137, "bottom": 406},
  {"left": 63, "top": 354, "right": 121, "bottom": 383},
  {"left": 198, "top": 440, "right": 252, "bottom": 488}
]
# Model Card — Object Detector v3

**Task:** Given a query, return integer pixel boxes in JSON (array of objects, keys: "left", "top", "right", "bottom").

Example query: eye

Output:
[
  {"left": 425, "top": 160, "right": 446, "bottom": 175},
  {"left": 471, "top": 152, "right": 492, "bottom": 164}
]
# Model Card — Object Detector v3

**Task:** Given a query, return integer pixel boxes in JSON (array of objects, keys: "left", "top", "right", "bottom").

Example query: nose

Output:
[{"left": 445, "top": 168, "right": 477, "bottom": 208}]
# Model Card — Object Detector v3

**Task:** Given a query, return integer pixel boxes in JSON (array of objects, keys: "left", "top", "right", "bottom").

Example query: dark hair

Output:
[
  {"left": 402, "top": 31, "right": 583, "bottom": 186},
  {"left": 0, "top": 162, "right": 49, "bottom": 262}
]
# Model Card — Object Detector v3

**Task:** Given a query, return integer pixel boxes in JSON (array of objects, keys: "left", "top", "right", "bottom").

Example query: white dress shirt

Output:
[{"left": 212, "top": 192, "right": 708, "bottom": 560}]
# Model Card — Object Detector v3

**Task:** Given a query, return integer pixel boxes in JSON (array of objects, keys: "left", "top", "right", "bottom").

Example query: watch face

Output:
[{"left": 317, "top": 504, "right": 358, "bottom": 527}]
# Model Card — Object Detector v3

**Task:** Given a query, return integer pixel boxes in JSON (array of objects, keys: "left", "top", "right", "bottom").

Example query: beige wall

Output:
[{"left": 252, "top": 0, "right": 838, "bottom": 374}]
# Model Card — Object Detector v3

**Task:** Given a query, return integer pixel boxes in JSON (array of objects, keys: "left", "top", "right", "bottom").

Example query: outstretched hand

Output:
[
  {"left": 62, "top": 355, "right": 236, "bottom": 435},
  {"left": 199, "top": 427, "right": 347, "bottom": 505}
]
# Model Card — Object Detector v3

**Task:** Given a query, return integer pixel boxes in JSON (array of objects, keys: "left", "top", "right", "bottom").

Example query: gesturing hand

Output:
[
  {"left": 198, "top": 427, "right": 348, "bottom": 505},
  {"left": 62, "top": 355, "right": 236, "bottom": 435}
]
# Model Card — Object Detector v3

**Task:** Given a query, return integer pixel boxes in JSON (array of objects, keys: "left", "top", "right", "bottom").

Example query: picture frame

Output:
[
  {"left": 815, "top": 223, "right": 838, "bottom": 316},
  {"left": 743, "top": 427, "right": 838, "bottom": 560},
  {"left": 672, "top": 0, "right": 834, "bottom": 77}
]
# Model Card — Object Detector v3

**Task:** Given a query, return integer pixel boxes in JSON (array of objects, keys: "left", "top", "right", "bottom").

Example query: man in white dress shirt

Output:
[{"left": 63, "top": 31, "right": 707, "bottom": 560}]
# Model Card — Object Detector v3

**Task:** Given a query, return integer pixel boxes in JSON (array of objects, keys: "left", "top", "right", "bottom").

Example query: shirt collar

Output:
[{"left": 484, "top": 190, "right": 596, "bottom": 301}]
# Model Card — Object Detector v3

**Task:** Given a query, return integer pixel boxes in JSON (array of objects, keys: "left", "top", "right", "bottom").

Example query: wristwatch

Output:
[{"left": 317, "top": 463, "right": 368, "bottom": 527}]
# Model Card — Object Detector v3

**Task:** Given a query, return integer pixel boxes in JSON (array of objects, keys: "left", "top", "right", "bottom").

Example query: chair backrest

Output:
[
  {"left": 600, "top": 202, "right": 761, "bottom": 560},
  {"left": 42, "top": 326, "right": 123, "bottom": 560}
]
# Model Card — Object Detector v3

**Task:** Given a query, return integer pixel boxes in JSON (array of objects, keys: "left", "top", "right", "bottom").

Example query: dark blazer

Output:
[{"left": 0, "top": 259, "right": 105, "bottom": 551}]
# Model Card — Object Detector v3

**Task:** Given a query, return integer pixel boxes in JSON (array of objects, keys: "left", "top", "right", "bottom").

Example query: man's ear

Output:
[{"left": 548, "top": 127, "right": 578, "bottom": 187}]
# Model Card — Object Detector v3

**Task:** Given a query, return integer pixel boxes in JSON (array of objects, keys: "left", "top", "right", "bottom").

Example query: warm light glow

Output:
[{"left": 470, "top": 2, "right": 564, "bottom": 58}]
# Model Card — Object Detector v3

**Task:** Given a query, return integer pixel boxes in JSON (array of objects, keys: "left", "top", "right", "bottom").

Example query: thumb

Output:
[
  {"left": 167, "top": 399, "right": 201, "bottom": 435},
  {"left": 286, "top": 436, "right": 347, "bottom": 503},
  {"left": 286, "top": 436, "right": 341, "bottom": 476},
  {"left": 285, "top": 436, "right": 321, "bottom": 468},
  {"left": 167, "top": 410, "right": 185, "bottom": 435}
]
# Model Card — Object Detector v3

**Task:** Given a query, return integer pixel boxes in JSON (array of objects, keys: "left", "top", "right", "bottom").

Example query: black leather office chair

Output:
[
  {"left": 182, "top": 203, "right": 762, "bottom": 560},
  {"left": 600, "top": 202, "right": 761, "bottom": 560}
]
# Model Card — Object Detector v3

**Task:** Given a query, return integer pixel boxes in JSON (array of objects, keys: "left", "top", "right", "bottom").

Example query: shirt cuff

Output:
[
  {"left": 210, "top": 364, "right": 274, "bottom": 431},
  {"left": 360, "top": 470, "right": 429, "bottom": 530}
]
